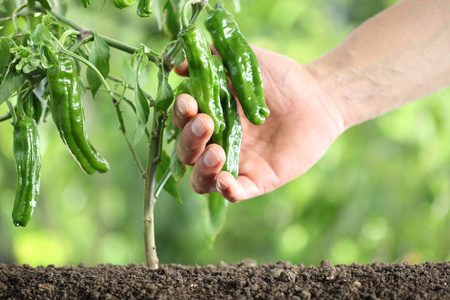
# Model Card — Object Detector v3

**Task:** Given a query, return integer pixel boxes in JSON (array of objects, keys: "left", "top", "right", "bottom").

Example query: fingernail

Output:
[
  {"left": 203, "top": 147, "right": 220, "bottom": 167},
  {"left": 217, "top": 178, "right": 229, "bottom": 191},
  {"left": 191, "top": 117, "right": 207, "bottom": 137},
  {"left": 176, "top": 97, "right": 188, "bottom": 117}
]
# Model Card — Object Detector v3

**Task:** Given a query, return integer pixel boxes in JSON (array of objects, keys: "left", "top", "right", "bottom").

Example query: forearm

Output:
[{"left": 307, "top": 0, "right": 450, "bottom": 129}]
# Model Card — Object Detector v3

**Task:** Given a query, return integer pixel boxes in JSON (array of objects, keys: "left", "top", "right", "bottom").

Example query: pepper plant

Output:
[{"left": 0, "top": 0, "right": 267, "bottom": 269}]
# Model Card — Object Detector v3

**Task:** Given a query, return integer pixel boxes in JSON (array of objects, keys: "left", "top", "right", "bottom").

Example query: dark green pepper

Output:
[
  {"left": 113, "top": 0, "right": 137, "bottom": 9},
  {"left": 137, "top": 0, "right": 153, "bottom": 17},
  {"left": 12, "top": 117, "right": 41, "bottom": 227},
  {"left": 211, "top": 56, "right": 242, "bottom": 177},
  {"left": 178, "top": 24, "right": 225, "bottom": 134},
  {"left": 47, "top": 57, "right": 109, "bottom": 175},
  {"left": 174, "top": 78, "right": 193, "bottom": 97},
  {"left": 205, "top": 5, "right": 270, "bottom": 125},
  {"left": 23, "top": 92, "right": 44, "bottom": 124}
]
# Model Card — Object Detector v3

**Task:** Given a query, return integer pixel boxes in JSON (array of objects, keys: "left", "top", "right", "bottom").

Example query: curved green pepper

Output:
[
  {"left": 178, "top": 24, "right": 225, "bottom": 134},
  {"left": 47, "top": 57, "right": 109, "bottom": 175},
  {"left": 137, "top": 0, "right": 153, "bottom": 17},
  {"left": 12, "top": 118, "right": 41, "bottom": 227},
  {"left": 205, "top": 5, "right": 270, "bottom": 125},
  {"left": 211, "top": 56, "right": 242, "bottom": 177},
  {"left": 113, "top": 0, "right": 137, "bottom": 9}
]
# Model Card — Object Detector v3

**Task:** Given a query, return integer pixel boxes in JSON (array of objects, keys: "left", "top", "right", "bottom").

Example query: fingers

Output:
[
  {"left": 176, "top": 112, "right": 214, "bottom": 165},
  {"left": 189, "top": 144, "right": 226, "bottom": 194},
  {"left": 174, "top": 60, "right": 189, "bottom": 77},
  {"left": 216, "top": 172, "right": 260, "bottom": 203},
  {"left": 172, "top": 94, "right": 198, "bottom": 128}
]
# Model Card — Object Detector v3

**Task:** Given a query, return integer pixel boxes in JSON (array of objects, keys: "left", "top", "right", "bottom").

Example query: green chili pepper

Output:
[
  {"left": 47, "top": 57, "right": 109, "bottom": 175},
  {"left": 178, "top": 24, "right": 225, "bottom": 134},
  {"left": 211, "top": 56, "right": 242, "bottom": 178},
  {"left": 12, "top": 117, "right": 41, "bottom": 227},
  {"left": 113, "top": 0, "right": 137, "bottom": 9},
  {"left": 205, "top": 5, "right": 270, "bottom": 125},
  {"left": 137, "top": 0, "right": 153, "bottom": 17},
  {"left": 80, "top": 0, "right": 90, "bottom": 8},
  {"left": 23, "top": 92, "right": 44, "bottom": 124}
]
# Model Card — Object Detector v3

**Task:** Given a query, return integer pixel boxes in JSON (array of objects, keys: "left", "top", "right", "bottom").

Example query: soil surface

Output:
[{"left": 1, "top": 260, "right": 449, "bottom": 299}]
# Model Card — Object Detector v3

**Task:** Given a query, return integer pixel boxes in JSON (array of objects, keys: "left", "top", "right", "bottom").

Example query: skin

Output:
[{"left": 173, "top": 0, "right": 450, "bottom": 202}]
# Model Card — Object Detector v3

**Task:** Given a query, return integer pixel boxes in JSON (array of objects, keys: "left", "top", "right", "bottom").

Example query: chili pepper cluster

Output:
[
  {"left": 10, "top": 57, "right": 110, "bottom": 227},
  {"left": 177, "top": 3, "right": 269, "bottom": 177}
]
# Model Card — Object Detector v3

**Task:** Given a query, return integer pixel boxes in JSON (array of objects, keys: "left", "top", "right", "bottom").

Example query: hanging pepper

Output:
[
  {"left": 11, "top": 117, "right": 41, "bottom": 227},
  {"left": 23, "top": 92, "right": 44, "bottom": 124},
  {"left": 178, "top": 24, "right": 225, "bottom": 134},
  {"left": 113, "top": 0, "right": 137, "bottom": 9},
  {"left": 205, "top": 4, "right": 270, "bottom": 125},
  {"left": 211, "top": 56, "right": 242, "bottom": 178},
  {"left": 47, "top": 57, "right": 109, "bottom": 175},
  {"left": 137, "top": 0, "right": 154, "bottom": 17}
]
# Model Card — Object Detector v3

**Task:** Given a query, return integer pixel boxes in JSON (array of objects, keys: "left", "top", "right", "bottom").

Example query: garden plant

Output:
[{"left": 0, "top": 0, "right": 257, "bottom": 270}]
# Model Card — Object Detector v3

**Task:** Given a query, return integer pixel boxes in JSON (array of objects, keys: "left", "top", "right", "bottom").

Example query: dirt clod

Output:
[{"left": 0, "top": 261, "right": 449, "bottom": 299}]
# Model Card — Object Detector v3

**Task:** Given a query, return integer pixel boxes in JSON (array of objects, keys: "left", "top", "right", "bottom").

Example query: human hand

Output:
[{"left": 172, "top": 45, "right": 345, "bottom": 202}]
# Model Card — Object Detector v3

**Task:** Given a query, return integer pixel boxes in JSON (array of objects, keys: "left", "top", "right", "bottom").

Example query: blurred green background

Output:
[{"left": 1, "top": 0, "right": 449, "bottom": 267}]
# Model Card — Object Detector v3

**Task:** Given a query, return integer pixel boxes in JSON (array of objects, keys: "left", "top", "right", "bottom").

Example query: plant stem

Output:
[
  {"left": 48, "top": 10, "right": 159, "bottom": 63},
  {"left": 143, "top": 114, "right": 164, "bottom": 269}
]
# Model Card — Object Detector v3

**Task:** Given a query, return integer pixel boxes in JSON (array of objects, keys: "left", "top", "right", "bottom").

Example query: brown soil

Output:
[{"left": 1, "top": 260, "right": 449, "bottom": 299}]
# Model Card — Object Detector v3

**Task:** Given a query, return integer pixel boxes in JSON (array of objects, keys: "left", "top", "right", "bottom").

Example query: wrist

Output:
[{"left": 303, "top": 62, "right": 349, "bottom": 134}]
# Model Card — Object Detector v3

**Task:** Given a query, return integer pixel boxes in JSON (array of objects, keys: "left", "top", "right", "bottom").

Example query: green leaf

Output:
[
  {"left": 30, "top": 24, "right": 53, "bottom": 48},
  {"left": 0, "top": 68, "right": 26, "bottom": 106},
  {"left": 37, "top": 0, "right": 52, "bottom": 10},
  {"left": 86, "top": 32, "right": 110, "bottom": 99},
  {"left": 120, "top": 59, "right": 136, "bottom": 86},
  {"left": 155, "top": 67, "right": 173, "bottom": 114},
  {"left": 133, "top": 121, "right": 146, "bottom": 145},
  {"left": 134, "top": 83, "right": 149, "bottom": 124},
  {"left": 101, "top": 0, "right": 109, "bottom": 11},
  {"left": 40, "top": 45, "right": 57, "bottom": 69},
  {"left": 170, "top": 138, "right": 185, "bottom": 182},
  {"left": 0, "top": 38, "right": 11, "bottom": 72},
  {"left": 132, "top": 51, "right": 150, "bottom": 141},
  {"left": 156, "top": 150, "right": 181, "bottom": 203},
  {"left": 165, "top": 109, "right": 180, "bottom": 143},
  {"left": 203, "top": 193, "right": 228, "bottom": 246}
]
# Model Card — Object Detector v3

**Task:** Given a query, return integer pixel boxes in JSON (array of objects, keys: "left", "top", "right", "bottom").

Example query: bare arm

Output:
[
  {"left": 308, "top": 0, "right": 450, "bottom": 129},
  {"left": 173, "top": 0, "right": 450, "bottom": 202}
]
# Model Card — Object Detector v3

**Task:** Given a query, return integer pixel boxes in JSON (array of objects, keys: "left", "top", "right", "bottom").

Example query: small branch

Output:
[
  {"left": 49, "top": 10, "right": 159, "bottom": 63},
  {"left": 108, "top": 75, "right": 156, "bottom": 106},
  {"left": 155, "top": 169, "right": 171, "bottom": 198},
  {"left": 113, "top": 99, "right": 145, "bottom": 176},
  {"left": 0, "top": 111, "right": 12, "bottom": 122}
]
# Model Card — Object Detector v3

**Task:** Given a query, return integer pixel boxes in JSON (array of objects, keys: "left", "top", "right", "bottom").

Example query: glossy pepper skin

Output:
[
  {"left": 47, "top": 57, "right": 109, "bottom": 175},
  {"left": 211, "top": 56, "right": 242, "bottom": 177},
  {"left": 178, "top": 24, "right": 225, "bottom": 134},
  {"left": 23, "top": 93, "right": 44, "bottom": 124},
  {"left": 137, "top": 0, "right": 153, "bottom": 17},
  {"left": 113, "top": 0, "right": 137, "bottom": 9},
  {"left": 12, "top": 118, "right": 41, "bottom": 227},
  {"left": 205, "top": 6, "right": 270, "bottom": 125}
]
